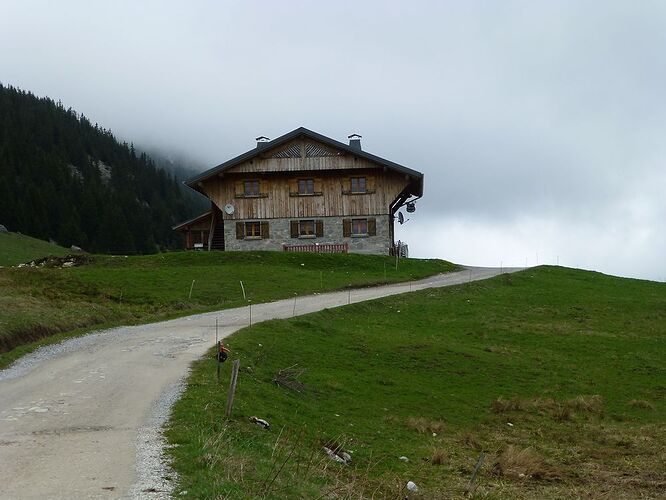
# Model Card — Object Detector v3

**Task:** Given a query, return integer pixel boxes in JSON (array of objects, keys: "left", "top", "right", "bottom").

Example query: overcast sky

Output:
[{"left": 2, "top": 1, "right": 665, "bottom": 280}]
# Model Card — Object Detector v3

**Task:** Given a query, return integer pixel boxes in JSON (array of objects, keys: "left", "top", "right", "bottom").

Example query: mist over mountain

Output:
[{"left": 0, "top": 84, "right": 207, "bottom": 254}]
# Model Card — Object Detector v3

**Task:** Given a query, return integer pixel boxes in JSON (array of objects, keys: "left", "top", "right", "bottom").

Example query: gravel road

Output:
[{"left": 0, "top": 266, "right": 515, "bottom": 499}]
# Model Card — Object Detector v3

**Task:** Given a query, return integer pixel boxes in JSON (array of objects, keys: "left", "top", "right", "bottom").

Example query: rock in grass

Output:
[
  {"left": 406, "top": 480, "right": 419, "bottom": 492},
  {"left": 0, "top": 224, "right": 8, "bottom": 233}
]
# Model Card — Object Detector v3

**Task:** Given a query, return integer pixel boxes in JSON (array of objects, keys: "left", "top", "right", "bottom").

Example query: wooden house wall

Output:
[{"left": 201, "top": 168, "right": 408, "bottom": 220}]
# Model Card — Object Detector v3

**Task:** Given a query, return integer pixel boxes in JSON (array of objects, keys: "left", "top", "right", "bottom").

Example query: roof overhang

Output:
[
  {"left": 185, "top": 127, "right": 423, "bottom": 197},
  {"left": 172, "top": 210, "right": 212, "bottom": 231}
]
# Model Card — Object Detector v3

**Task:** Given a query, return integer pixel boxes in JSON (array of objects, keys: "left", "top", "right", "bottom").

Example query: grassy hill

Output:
[
  {"left": 0, "top": 232, "right": 69, "bottom": 267},
  {"left": 166, "top": 266, "right": 666, "bottom": 499},
  {"left": 0, "top": 251, "right": 456, "bottom": 366}
]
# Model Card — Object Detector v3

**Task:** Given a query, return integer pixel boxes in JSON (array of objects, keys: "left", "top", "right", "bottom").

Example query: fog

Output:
[{"left": 2, "top": 0, "right": 665, "bottom": 280}]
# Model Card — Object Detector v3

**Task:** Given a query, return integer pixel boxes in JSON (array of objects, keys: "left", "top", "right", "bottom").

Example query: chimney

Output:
[
  {"left": 256, "top": 136, "right": 270, "bottom": 149},
  {"left": 348, "top": 133, "right": 362, "bottom": 151}
]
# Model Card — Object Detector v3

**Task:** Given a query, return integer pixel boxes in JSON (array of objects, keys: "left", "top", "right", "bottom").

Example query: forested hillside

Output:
[{"left": 0, "top": 84, "right": 207, "bottom": 253}]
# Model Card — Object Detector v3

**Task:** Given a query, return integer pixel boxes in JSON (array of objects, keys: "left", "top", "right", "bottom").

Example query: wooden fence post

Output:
[
  {"left": 466, "top": 451, "right": 485, "bottom": 495},
  {"left": 225, "top": 359, "right": 240, "bottom": 418}
]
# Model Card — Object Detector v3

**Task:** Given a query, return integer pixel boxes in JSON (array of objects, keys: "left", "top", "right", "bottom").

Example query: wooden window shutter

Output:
[
  {"left": 236, "top": 222, "right": 244, "bottom": 239},
  {"left": 234, "top": 180, "right": 244, "bottom": 197},
  {"left": 314, "top": 177, "right": 323, "bottom": 195},
  {"left": 342, "top": 218, "right": 351, "bottom": 237},
  {"left": 368, "top": 218, "right": 377, "bottom": 236},
  {"left": 342, "top": 177, "right": 352, "bottom": 195},
  {"left": 315, "top": 220, "right": 324, "bottom": 237},
  {"left": 290, "top": 220, "right": 299, "bottom": 238},
  {"left": 289, "top": 178, "right": 299, "bottom": 196},
  {"left": 260, "top": 221, "right": 269, "bottom": 239},
  {"left": 366, "top": 176, "right": 376, "bottom": 193}
]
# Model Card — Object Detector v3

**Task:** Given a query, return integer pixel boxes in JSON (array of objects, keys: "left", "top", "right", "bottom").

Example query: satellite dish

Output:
[
  {"left": 398, "top": 212, "right": 405, "bottom": 224},
  {"left": 224, "top": 204, "right": 235, "bottom": 215}
]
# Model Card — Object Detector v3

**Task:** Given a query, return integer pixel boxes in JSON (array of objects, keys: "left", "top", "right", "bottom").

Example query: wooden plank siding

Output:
[{"left": 201, "top": 168, "right": 408, "bottom": 220}]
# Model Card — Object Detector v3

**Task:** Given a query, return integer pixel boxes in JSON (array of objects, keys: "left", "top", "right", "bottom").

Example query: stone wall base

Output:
[{"left": 223, "top": 215, "right": 391, "bottom": 255}]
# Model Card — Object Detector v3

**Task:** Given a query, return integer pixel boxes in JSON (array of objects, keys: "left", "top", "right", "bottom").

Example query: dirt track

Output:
[{"left": 0, "top": 266, "right": 514, "bottom": 499}]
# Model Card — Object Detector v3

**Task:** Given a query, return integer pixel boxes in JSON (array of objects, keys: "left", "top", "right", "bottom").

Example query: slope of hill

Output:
[
  {"left": 0, "top": 251, "right": 456, "bottom": 365},
  {"left": 167, "top": 266, "right": 666, "bottom": 498},
  {"left": 0, "top": 232, "right": 69, "bottom": 267},
  {"left": 0, "top": 84, "right": 206, "bottom": 253}
]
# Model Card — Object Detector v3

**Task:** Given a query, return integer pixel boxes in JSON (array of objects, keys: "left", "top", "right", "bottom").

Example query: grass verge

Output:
[
  {"left": 0, "top": 251, "right": 456, "bottom": 368},
  {"left": 166, "top": 266, "right": 666, "bottom": 498}
]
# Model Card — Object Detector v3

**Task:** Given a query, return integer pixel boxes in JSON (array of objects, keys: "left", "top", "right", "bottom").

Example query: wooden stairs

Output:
[{"left": 210, "top": 206, "right": 225, "bottom": 250}]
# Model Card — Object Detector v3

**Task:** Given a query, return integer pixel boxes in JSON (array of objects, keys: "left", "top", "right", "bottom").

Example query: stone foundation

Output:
[{"left": 223, "top": 215, "right": 391, "bottom": 255}]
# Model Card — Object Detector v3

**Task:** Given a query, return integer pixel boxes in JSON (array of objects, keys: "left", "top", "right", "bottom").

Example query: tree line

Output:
[{"left": 0, "top": 84, "right": 208, "bottom": 253}]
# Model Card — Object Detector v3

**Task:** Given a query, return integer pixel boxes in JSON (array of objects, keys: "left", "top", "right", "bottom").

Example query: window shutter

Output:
[
  {"left": 314, "top": 177, "right": 323, "bottom": 195},
  {"left": 289, "top": 178, "right": 299, "bottom": 196},
  {"left": 315, "top": 220, "right": 324, "bottom": 237},
  {"left": 236, "top": 222, "right": 244, "bottom": 239},
  {"left": 260, "top": 221, "right": 269, "bottom": 239},
  {"left": 342, "top": 177, "right": 352, "bottom": 195},
  {"left": 366, "top": 176, "right": 376, "bottom": 193},
  {"left": 342, "top": 218, "right": 351, "bottom": 237},
  {"left": 368, "top": 218, "right": 377, "bottom": 236},
  {"left": 290, "top": 220, "right": 299, "bottom": 238},
  {"left": 234, "top": 181, "right": 244, "bottom": 197}
]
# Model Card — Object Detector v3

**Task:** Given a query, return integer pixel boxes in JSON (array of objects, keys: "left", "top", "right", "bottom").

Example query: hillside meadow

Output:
[
  {"left": 167, "top": 266, "right": 666, "bottom": 499},
  {"left": 0, "top": 232, "right": 69, "bottom": 267},
  {"left": 0, "top": 249, "right": 456, "bottom": 367}
]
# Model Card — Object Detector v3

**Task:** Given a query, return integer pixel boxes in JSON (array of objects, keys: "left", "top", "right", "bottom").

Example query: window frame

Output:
[
  {"left": 298, "top": 178, "right": 315, "bottom": 196},
  {"left": 244, "top": 221, "right": 262, "bottom": 239},
  {"left": 243, "top": 179, "right": 261, "bottom": 197},
  {"left": 298, "top": 219, "right": 316, "bottom": 238},
  {"left": 350, "top": 176, "right": 367, "bottom": 194},
  {"left": 351, "top": 218, "right": 368, "bottom": 236}
]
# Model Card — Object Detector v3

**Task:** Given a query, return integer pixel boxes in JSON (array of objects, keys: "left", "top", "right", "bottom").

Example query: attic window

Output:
[{"left": 244, "top": 180, "right": 260, "bottom": 197}]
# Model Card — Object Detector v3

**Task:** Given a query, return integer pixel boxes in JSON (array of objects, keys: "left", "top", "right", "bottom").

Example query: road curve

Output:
[{"left": 0, "top": 266, "right": 518, "bottom": 499}]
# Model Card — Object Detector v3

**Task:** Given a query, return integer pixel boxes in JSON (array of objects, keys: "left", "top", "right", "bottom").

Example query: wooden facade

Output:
[{"left": 175, "top": 128, "right": 423, "bottom": 254}]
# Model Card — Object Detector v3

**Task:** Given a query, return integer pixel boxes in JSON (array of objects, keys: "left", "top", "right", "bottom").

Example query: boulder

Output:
[{"left": 0, "top": 224, "right": 8, "bottom": 233}]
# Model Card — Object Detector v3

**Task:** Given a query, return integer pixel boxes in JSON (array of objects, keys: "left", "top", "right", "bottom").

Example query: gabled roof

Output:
[
  {"left": 185, "top": 127, "right": 423, "bottom": 197},
  {"left": 172, "top": 210, "right": 211, "bottom": 231}
]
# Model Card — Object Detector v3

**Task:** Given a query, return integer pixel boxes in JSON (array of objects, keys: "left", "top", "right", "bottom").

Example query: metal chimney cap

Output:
[
  {"left": 348, "top": 133, "right": 362, "bottom": 139},
  {"left": 255, "top": 136, "right": 270, "bottom": 142}
]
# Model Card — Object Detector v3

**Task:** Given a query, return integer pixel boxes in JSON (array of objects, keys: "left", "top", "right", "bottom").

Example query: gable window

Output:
[
  {"left": 350, "top": 177, "right": 366, "bottom": 194},
  {"left": 351, "top": 218, "right": 368, "bottom": 235},
  {"left": 244, "top": 180, "right": 260, "bottom": 197},
  {"left": 298, "top": 178, "right": 315, "bottom": 195}
]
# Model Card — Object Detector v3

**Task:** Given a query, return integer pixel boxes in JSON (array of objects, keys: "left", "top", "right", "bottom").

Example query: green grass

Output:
[
  {"left": 166, "top": 266, "right": 666, "bottom": 499},
  {"left": 0, "top": 232, "right": 68, "bottom": 267},
  {"left": 0, "top": 251, "right": 456, "bottom": 365}
]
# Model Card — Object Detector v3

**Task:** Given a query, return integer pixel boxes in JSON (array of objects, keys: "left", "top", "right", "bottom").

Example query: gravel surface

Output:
[{"left": 0, "top": 266, "right": 517, "bottom": 498}]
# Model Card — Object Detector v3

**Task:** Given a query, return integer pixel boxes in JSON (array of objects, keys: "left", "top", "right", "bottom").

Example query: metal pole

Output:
[{"left": 225, "top": 359, "right": 240, "bottom": 418}]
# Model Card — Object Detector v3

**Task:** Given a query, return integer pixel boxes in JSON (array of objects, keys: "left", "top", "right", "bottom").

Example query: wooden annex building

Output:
[{"left": 173, "top": 127, "right": 423, "bottom": 255}]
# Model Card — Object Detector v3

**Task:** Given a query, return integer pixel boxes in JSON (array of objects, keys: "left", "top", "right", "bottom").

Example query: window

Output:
[
  {"left": 350, "top": 177, "right": 366, "bottom": 194},
  {"left": 244, "top": 221, "right": 261, "bottom": 238},
  {"left": 351, "top": 218, "right": 368, "bottom": 235},
  {"left": 298, "top": 178, "right": 315, "bottom": 195},
  {"left": 299, "top": 219, "right": 315, "bottom": 237},
  {"left": 244, "top": 180, "right": 260, "bottom": 197}
]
